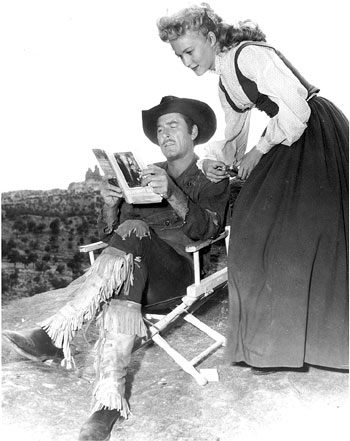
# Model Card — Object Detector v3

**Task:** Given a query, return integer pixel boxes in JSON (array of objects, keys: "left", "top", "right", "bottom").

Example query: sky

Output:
[{"left": 0, "top": 0, "right": 348, "bottom": 192}]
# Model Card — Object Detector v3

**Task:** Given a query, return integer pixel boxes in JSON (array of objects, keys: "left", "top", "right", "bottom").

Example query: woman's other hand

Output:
[
  {"left": 202, "top": 159, "right": 228, "bottom": 183},
  {"left": 237, "top": 147, "right": 264, "bottom": 180}
]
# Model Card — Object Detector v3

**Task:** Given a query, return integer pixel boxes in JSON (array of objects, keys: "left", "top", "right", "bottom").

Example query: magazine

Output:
[{"left": 92, "top": 149, "right": 162, "bottom": 204}]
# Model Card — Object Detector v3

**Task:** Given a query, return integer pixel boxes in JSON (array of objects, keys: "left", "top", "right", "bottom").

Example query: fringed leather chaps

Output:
[
  {"left": 92, "top": 299, "right": 147, "bottom": 417},
  {"left": 39, "top": 247, "right": 135, "bottom": 367}
]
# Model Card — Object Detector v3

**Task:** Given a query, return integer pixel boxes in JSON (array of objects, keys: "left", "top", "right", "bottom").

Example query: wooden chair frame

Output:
[{"left": 79, "top": 227, "right": 229, "bottom": 386}]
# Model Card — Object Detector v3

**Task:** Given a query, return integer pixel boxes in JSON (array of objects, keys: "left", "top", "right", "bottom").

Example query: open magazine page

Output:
[
  {"left": 92, "top": 148, "right": 162, "bottom": 204},
  {"left": 92, "top": 149, "right": 116, "bottom": 176}
]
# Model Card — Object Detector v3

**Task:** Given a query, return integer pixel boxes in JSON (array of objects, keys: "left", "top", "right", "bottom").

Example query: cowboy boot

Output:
[
  {"left": 2, "top": 327, "right": 64, "bottom": 362},
  {"left": 79, "top": 331, "right": 136, "bottom": 441},
  {"left": 78, "top": 408, "right": 120, "bottom": 441}
]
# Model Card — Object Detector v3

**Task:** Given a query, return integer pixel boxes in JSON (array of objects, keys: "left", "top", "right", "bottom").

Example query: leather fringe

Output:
[
  {"left": 39, "top": 248, "right": 134, "bottom": 368},
  {"left": 92, "top": 379, "right": 131, "bottom": 418},
  {"left": 91, "top": 301, "right": 147, "bottom": 416},
  {"left": 97, "top": 299, "right": 148, "bottom": 338}
]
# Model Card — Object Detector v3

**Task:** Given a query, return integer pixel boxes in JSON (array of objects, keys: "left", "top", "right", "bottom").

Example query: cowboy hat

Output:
[{"left": 142, "top": 96, "right": 216, "bottom": 145}]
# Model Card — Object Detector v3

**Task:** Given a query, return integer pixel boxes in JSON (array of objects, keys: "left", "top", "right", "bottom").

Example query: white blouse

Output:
[{"left": 199, "top": 43, "right": 311, "bottom": 167}]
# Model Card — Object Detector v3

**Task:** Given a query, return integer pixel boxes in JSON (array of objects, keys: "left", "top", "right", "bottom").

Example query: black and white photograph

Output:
[
  {"left": 114, "top": 152, "right": 143, "bottom": 188},
  {"left": 1, "top": 1, "right": 348, "bottom": 441}
]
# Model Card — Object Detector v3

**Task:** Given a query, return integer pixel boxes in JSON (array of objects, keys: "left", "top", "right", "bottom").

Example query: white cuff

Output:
[
  {"left": 196, "top": 155, "right": 217, "bottom": 171},
  {"left": 255, "top": 137, "right": 272, "bottom": 154}
]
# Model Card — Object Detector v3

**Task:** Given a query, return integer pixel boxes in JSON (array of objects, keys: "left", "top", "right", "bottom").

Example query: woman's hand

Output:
[
  {"left": 237, "top": 147, "right": 264, "bottom": 180},
  {"left": 202, "top": 159, "right": 229, "bottom": 183},
  {"left": 100, "top": 176, "right": 123, "bottom": 207}
]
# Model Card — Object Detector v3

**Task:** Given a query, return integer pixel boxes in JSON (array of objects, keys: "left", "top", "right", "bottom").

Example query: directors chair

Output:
[{"left": 79, "top": 227, "right": 230, "bottom": 386}]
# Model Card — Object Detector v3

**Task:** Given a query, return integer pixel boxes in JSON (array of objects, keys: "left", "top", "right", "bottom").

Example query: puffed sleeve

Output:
[
  {"left": 197, "top": 91, "right": 251, "bottom": 169},
  {"left": 237, "top": 45, "right": 311, "bottom": 153}
]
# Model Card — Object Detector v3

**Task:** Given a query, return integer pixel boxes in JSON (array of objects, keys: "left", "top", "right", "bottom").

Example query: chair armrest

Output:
[
  {"left": 79, "top": 241, "right": 108, "bottom": 253},
  {"left": 185, "top": 230, "right": 228, "bottom": 253},
  {"left": 80, "top": 229, "right": 229, "bottom": 255}
]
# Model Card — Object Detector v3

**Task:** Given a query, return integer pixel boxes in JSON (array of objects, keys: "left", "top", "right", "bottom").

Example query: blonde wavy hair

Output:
[{"left": 157, "top": 3, "right": 266, "bottom": 52}]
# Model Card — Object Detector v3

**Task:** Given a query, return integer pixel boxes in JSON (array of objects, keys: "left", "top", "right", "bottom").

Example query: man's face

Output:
[{"left": 156, "top": 112, "right": 196, "bottom": 161}]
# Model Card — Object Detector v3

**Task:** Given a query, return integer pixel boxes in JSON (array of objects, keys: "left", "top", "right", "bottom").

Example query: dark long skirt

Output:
[{"left": 226, "top": 96, "right": 349, "bottom": 369}]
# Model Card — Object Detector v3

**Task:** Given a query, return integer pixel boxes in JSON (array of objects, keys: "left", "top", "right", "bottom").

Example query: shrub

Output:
[
  {"left": 49, "top": 275, "right": 69, "bottom": 290},
  {"left": 49, "top": 218, "right": 60, "bottom": 235},
  {"left": 56, "top": 263, "right": 66, "bottom": 274}
]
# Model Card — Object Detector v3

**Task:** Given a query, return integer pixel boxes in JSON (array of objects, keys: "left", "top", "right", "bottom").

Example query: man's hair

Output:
[
  {"left": 182, "top": 114, "right": 195, "bottom": 133},
  {"left": 182, "top": 114, "right": 198, "bottom": 144}
]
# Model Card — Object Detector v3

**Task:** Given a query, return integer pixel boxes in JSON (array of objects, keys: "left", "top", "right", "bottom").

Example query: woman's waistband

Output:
[{"left": 307, "top": 92, "right": 318, "bottom": 102}]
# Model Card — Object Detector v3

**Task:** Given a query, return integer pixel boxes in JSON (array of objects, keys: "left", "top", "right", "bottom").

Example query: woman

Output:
[{"left": 157, "top": 3, "right": 348, "bottom": 370}]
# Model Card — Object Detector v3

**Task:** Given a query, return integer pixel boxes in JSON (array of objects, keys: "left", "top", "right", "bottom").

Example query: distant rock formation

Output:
[
  {"left": 2, "top": 167, "right": 103, "bottom": 207},
  {"left": 85, "top": 165, "right": 102, "bottom": 182},
  {"left": 68, "top": 166, "right": 102, "bottom": 193}
]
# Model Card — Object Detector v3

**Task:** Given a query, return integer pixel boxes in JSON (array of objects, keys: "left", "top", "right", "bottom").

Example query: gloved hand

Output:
[{"left": 115, "top": 220, "right": 150, "bottom": 240}]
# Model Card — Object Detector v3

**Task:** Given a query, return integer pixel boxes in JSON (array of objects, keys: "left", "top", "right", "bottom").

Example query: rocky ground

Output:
[{"left": 2, "top": 281, "right": 348, "bottom": 441}]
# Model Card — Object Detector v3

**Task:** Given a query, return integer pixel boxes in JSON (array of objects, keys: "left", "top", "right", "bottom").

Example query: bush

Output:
[
  {"left": 7, "top": 249, "right": 22, "bottom": 267},
  {"left": 34, "top": 222, "right": 46, "bottom": 234},
  {"left": 49, "top": 275, "right": 69, "bottom": 290},
  {"left": 49, "top": 218, "right": 60, "bottom": 235},
  {"left": 29, "top": 240, "right": 39, "bottom": 249},
  {"left": 25, "top": 252, "right": 38, "bottom": 267},
  {"left": 1, "top": 271, "right": 11, "bottom": 294},
  {"left": 29, "top": 282, "right": 51, "bottom": 296},
  {"left": 35, "top": 261, "right": 50, "bottom": 272},
  {"left": 13, "top": 219, "right": 26, "bottom": 233},
  {"left": 56, "top": 263, "right": 66, "bottom": 274},
  {"left": 27, "top": 220, "right": 37, "bottom": 232},
  {"left": 67, "top": 252, "right": 85, "bottom": 276},
  {"left": 2, "top": 238, "right": 17, "bottom": 258}
]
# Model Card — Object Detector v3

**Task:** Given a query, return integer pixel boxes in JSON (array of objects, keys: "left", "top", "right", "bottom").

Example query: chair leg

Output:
[
  {"left": 183, "top": 313, "right": 226, "bottom": 345},
  {"left": 145, "top": 304, "right": 226, "bottom": 385},
  {"left": 150, "top": 333, "right": 208, "bottom": 386},
  {"left": 183, "top": 313, "right": 226, "bottom": 366}
]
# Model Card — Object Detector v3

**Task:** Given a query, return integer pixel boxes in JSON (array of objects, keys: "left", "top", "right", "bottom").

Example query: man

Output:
[{"left": 3, "top": 96, "right": 229, "bottom": 441}]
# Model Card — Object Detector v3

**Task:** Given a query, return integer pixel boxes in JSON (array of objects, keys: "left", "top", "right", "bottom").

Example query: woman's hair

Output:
[{"left": 157, "top": 3, "right": 266, "bottom": 51}]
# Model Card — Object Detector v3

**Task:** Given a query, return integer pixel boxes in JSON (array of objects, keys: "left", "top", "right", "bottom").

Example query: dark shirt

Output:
[{"left": 98, "top": 156, "right": 230, "bottom": 259}]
